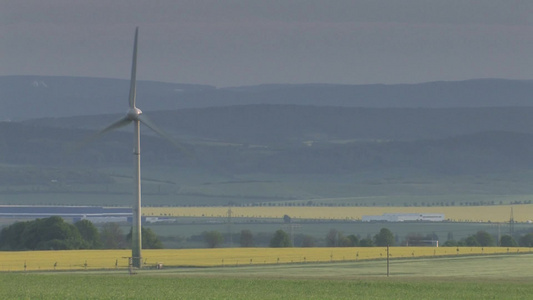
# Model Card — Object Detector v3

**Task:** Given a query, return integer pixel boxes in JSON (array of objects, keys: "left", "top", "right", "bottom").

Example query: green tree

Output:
[
  {"left": 374, "top": 228, "right": 394, "bottom": 246},
  {"left": 338, "top": 234, "right": 358, "bottom": 247},
  {"left": 359, "top": 238, "right": 374, "bottom": 247},
  {"left": 474, "top": 231, "right": 494, "bottom": 246},
  {"left": 239, "top": 229, "right": 254, "bottom": 247},
  {"left": 75, "top": 219, "right": 102, "bottom": 249},
  {"left": 337, "top": 236, "right": 350, "bottom": 247},
  {"left": 270, "top": 229, "right": 292, "bottom": 247},
  {"left": 127, "top": 227, "right": 163, "bottom": 249},
  {"left": 346, "top": 234, "right": 359, "bottom": 247},
  {"left": 25, "top": 216, "right": 83, "bottom": 250},
  {"left": 0, "top": 217, "right": 84, "bottom": 250},
  {"left": 325, "top": 229, "right": 339, "bottom": 247},
  {"left": 203, "top": 231, "right": 224, "bottom": 248},
  {"left": 100, "top": 223, "right": 126, "bottom": 249},
  {"left": 464, "top": 236, "right": 480, "bottom": 246},
  {"left": 519, "top": 233, "right": 533, "bottom": 247},
  {"left": 0, "top": 221, "right": 30, "bottom": 250},
  {"left": 143, "top": 227, "right": 163, "bottom": 249},
  {"left": 500, "top": 234, "right": 517, "bottom": 247},
  {"left": 443, "top": 240, "right": 458, "bottom": 247}
]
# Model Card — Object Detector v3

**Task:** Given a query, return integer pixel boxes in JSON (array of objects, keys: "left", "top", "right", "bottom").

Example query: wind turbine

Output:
[{"left": 93, "top": 27, "right": 173, "bottom": 268}]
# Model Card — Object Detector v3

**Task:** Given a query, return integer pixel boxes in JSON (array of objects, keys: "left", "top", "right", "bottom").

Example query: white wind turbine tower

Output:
[{"left": 93, "top": 27, "right": 175, "bottom": 268}]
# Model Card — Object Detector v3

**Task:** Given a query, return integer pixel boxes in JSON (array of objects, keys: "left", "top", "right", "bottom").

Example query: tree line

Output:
[
  {"left": 3, "top": 218, "right": 533, "bottom": 250},
  {"left": 443, "top": 231, "right": 533, "bottom": 248},
  {"left": 201, "top": 228, "right": 396, "bottom": 248},
  {"left": 202, "top": 228, "right": 533, "bottom": 248},
  {"left": 0, "top": 216, "right": 162, "bottom": 250}
]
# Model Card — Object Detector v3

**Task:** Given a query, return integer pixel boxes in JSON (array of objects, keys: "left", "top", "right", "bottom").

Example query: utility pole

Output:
[
  {"left": 498, "top": 223, "right": 502, "bottom": 246},
  {"left": 387, "top": 245, "right": 390, "bottom": 277},
  {"left": 283, "top": 223, "right": 302, "bottom": 246},
  {"left": 227, "top": 207, "right": 233, "bottom": 247}
]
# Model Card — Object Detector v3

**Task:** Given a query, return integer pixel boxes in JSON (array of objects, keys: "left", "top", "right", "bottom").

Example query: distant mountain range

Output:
[
  {"left": 25, "top": 105, "right": 533, "bottom": 143},
  {"left": 5, "top": 104, "right": 533, "bottom": 177},
  {"left": 1, "top": 76, "right": 533, "bottom": 178},
  {"left": 4, "top": 76, "right": 533, "bottom": 204},
  {"left": 3, "top": 76, "right": 533, "bottom": 120}
]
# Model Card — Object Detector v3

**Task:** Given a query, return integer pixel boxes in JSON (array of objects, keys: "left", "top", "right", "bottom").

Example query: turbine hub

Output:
[{"left": 127, "top": 107, "right": 143, "bottom": 120}]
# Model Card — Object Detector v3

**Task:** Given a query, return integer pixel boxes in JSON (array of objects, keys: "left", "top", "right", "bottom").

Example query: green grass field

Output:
[
  {"left": 2, "top": 254, "right": 532, "bottom": 299},
  {"left": 3, "top": 166, "right": 533, "bottom": 207}
]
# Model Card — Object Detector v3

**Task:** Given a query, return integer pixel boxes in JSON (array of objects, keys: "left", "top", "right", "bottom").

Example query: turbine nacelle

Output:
[{"left": 127, "top": 107, "right": 143, "bottom": 121}]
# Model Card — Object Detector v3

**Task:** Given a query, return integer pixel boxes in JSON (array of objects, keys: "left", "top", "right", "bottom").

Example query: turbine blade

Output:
[
  {"left": 138, "top": 114, "right": 194, "bottom": 158},
  {"left": 68, "top": 117, "right": 131, "bottom": 154},
  {"left": 128, "top": 27, "right": 139, "bottom": 109},
  {"left": 98, "top": 117, "right": 132, "bottom": 136}
]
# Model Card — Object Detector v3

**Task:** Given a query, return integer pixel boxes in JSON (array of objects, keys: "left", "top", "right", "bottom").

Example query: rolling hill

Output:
[
  {"left": 3, "top": 77, "right": 533, "bottom": 205},
  {"left": 8, "top": 105, "right": 533, "bottom": 176},
  {"left": 3, "top": 76, "right": 533, "bottom": 121}
]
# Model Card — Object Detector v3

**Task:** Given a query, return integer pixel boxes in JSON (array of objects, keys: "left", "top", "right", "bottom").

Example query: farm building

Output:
[
  {"left": 0, "top": 205, "right": 131, "bottom": 223},
  {"left": 362, "top": 213, "right": 444, "bottom": 222}
]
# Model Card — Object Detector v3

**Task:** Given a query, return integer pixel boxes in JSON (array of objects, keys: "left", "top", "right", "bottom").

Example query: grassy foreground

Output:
[
  {"left": 1, "top": 274, "right": 531, "bottom": 299},
  {"left": 2, "top": 254, "right": 533, "bottom": 299}
]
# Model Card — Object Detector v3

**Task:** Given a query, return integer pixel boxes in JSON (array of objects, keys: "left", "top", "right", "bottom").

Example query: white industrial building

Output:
[{"left": 362, "top": 213, "right": 445, "bottom": 222}]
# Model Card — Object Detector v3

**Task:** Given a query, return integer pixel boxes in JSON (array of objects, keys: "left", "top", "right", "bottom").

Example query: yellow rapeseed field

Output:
[
  {"left": 0, "top": 247, "right": 529, "bottom": 272},
  {"left": 143, "top": 205, "right": 533, "bottom": 223}
]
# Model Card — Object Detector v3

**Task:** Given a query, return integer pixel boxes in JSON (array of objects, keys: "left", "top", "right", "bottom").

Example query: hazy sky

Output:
[{"left": 2, "top": 1, "right": 533, "bottom": 87}]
